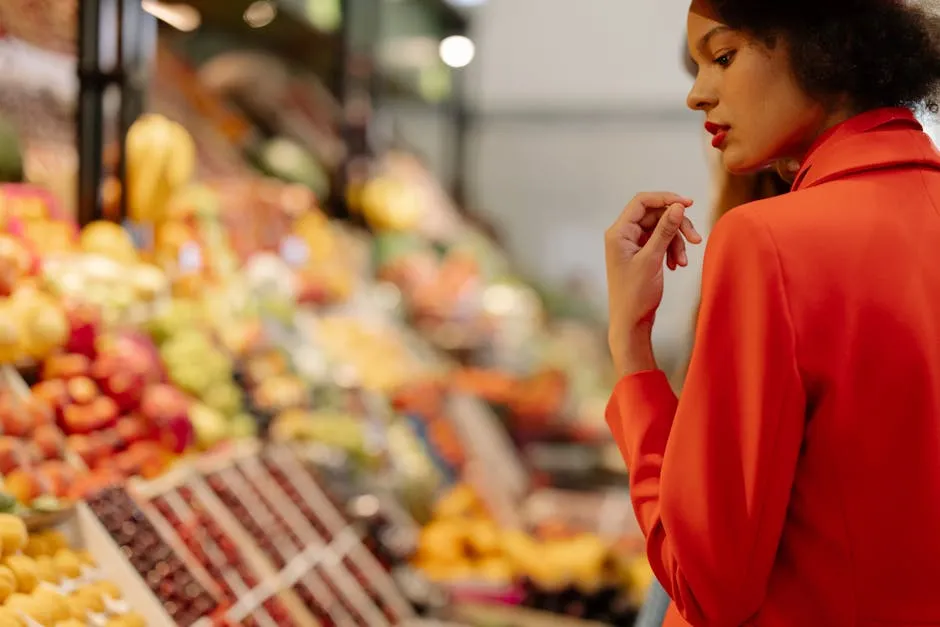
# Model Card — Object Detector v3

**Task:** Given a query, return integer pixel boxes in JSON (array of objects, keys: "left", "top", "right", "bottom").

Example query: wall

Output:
[{"left": 464, "top": 0, "right": 708, "bottom": 364}]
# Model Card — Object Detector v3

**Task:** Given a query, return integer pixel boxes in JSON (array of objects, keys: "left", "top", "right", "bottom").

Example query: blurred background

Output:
[{"left": 0, "top": 2, "right": 938, "bottom": 626}]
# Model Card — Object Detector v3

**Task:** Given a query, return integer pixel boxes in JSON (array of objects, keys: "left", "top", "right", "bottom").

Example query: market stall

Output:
[{"left": 0, "top": 4, "right": 652, "bottom": 626}]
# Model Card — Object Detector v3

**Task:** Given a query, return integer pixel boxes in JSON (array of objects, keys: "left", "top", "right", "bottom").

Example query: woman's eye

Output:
[{"left": 714, "top": 51, "right": 736, "bottom": 67}]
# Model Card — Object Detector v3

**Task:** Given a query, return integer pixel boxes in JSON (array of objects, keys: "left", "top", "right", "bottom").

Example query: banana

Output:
[{"left": 126, "top": 114, "right": 196, "bottom": 224}]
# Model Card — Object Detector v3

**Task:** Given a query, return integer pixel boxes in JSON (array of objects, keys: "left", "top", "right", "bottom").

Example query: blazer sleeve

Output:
[{"left": 606, "top": 210, "right": 806, "bottom": 627}]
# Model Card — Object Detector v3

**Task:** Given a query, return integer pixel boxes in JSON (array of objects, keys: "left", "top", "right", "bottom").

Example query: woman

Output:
[
  {"left": 637, "top": 165, "right": 789, "bottom": 627},
  {"left": 605, "top": 1, "right": 940, "bottom": 626}
]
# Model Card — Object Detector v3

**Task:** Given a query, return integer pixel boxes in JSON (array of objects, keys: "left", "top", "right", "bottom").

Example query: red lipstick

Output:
[{"left": 705, "top": 121, "right": 730, "bottom": 148}]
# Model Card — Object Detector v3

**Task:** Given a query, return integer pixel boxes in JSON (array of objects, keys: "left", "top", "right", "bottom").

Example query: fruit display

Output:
[
  {"left": 413, "top": 484, "right": 646, "bottom": 623},
  {"left": 29, "top": 337, "right": 191, "bottom": 489},
  {"left": 0, "top": 511, "right": 150, "bottom": 626},
  {"left": 43, "top": 255, "right": 170, "bottom": 327},
  {"left": 146, "top": 303, "right": 253, "bottom": 449},
  {"left": 302, "top": 315, "right": 432, "bottom": 392},
  {"left": 86, "top": 487, "right": 222, "bottom": 626}
]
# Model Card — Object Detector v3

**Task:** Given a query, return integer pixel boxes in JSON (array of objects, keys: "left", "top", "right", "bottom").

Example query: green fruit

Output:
[
  {"left": 0, "top": 492, "right": 17, "bottom": 513},
  {"left": 30, "top": 496, "right": 62, "bottom": 513},
  {"left": 190, "top": 403, "right": 230, "bottom": 448},
  {"left": 230, "top": 413, "right": 257, "bottom": 438}
]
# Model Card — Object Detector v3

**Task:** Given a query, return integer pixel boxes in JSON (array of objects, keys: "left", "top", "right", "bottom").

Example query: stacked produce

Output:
[
  {"left": 0, "top": 513, "right": 147, "bottom": 627},
  {"left": 412, "top": 484, "right": 649, "bottom": 623}
]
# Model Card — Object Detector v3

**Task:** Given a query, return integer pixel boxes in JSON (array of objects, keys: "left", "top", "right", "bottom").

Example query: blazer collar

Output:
[{"left": 791, "top": 107, "right": 940, "bottom": 191}]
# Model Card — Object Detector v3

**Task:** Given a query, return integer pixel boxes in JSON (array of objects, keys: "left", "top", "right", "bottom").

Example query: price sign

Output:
[{"left": 178, "top": 241, "right": 203, "bottom": 273}]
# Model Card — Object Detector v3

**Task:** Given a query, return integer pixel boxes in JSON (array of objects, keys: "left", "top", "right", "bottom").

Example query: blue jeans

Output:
[{"left": 634, "top": 580, "right": 671, "bottom": 627}]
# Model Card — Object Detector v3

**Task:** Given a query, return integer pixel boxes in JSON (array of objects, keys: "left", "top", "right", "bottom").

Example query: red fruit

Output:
[
  {"left": 61, "top": 404, "right": 98, "bottom": 435},
  {"left": 41, "top": 353, "right": 91, "bottom": 380},
  {"left": 89, "top": 396, "right": 119, "bottom": 430},
  {"left": 64, "top": 302, "right": 100, "bottom": 359},
  {"left": 1, "top": 409, "right": 33, "bottom": 438},
  {"left": 158, "top": 413, "right": 193, "bottom": 455},
  {"left": 67, "top": 434, "right": 97, "bottom": 467},
  {"left": 101, "top": 371, "right": 144, "bottom": 414},
  {"left": 36, "top": 460, "right": 72, "bottom": 497},
  {"left": 32, "top": 423, "right": 63, "bottom": 460},
  {"left": 116, "top": 415, "right": 151, "bottom": 446},
  {"left": 0, "top": 436, "right": 23, "bottom": 474},
  {"left": 31, "top": 379, "right": 69, "bottom": 417},
  {"left": 66, "top": 376, "right": 98, "bottom": 405}
]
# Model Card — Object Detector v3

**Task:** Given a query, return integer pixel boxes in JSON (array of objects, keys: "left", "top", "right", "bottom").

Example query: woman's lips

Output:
[{"left": 705, "top": 121, "right": 730, "bottom": 149}]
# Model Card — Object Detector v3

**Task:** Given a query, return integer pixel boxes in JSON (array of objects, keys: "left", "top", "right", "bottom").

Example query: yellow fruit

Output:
[
  {"left": 43, "top": 532, "right": 69, "bottom": 554},
  {"left": 24, "top": 535, "right": 52, "bottom": 559},
  {"left": 466, "top": 520, "right": 501, "bottom": 556},
  {"left": 6, "top": 592, "right": 48, "bottom": 625},
  {"left": 91, "top": 579, "right": 121, "bottom": 600},
  {"left": 80, "top": 221, "right": 137, "bottom": 264},
  {"left": 66, "top": 593, "right": 93, "bottom": 620},
  {"left": 52, "top": 549, "right": 82, "bottom": 579},
  {"left": 72, "top": 587, "right": 104, "bottom": 613},
  {"left": 476, "top": 556, "right": 514, "bottom": 583},
  {"left": 33, "top": 587, "right": 69, "bottom": 622},
  {"left": 75, "top": 550, "right": 96, "bottom": 567},
  {"left": 108, "top": 612, "right": 145, "bottom": 627},
  {"left": 54, "top": 620, "right": 84, "bottom": 627},
  {"left": 0, "top": 607, "right": 22, "bottom": 627},
  {"left": 0, "top": 515, "right": 28, "bottom": 556},
  {"left": 3, "top": 555, "right": 38, "bottom": 593},
  {"left": 0, "top": 565, "right": 15, "bottom": 595},
  {"left": 0, "top": 568, "right": 12, "bottom": 602},
  {"left": 34, "top": 556, "right": 58, "bottom": 584}
]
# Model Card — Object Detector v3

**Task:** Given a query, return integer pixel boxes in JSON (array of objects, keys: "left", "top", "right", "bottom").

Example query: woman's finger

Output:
[
  {"left": 668, "top": 231, "right": 687, "bottom": 269},
  {"left": 617, "top": 192, "right": 694, "bottom": 227}
]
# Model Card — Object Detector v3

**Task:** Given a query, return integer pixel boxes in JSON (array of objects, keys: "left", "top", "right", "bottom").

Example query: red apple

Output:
[
  {"left": 63, "top": 302, "right": 100, "bottom": 359},
  {"left": 61, "top": 404, "right": 99, "bottom": 435},
  {"left": 116, "top": 415, "right": 152, "bottom": 447},
  {"left": 88, "top": 396, "right": 119, "bottom": 431},
  {"left": 32, "top": 423, "right": 63, "bottom": 460},
  {"left": 41, "top": 353, "right": 91, "bottom": 380},
  {"left": 66, "top": 376, "right": 99, "bottom": 405},
  {"left": 31, "top": 379, "right": 69, "bottom": 419},
  {"left": 0, "top": 436, "right": 22, "bottom": 474},
  {"left": 1, "top": 409, "right": 33, "bottom": 438},
  {"left": 36, "top": 460, "right": 72, "bottom": 497}
]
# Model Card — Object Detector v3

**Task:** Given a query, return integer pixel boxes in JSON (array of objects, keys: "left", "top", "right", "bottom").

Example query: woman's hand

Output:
[{"left": 606, "top": 192, "right": 702, "bottom": 375}]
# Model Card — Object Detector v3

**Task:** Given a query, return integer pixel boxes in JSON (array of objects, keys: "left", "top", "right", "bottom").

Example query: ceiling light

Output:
[
  {"left": 438, "top": 35, "right": 475, "bottom": 69},
  {"left": 141, "top": 1, "right": 201, "bottom": 32},
  {"left": 244, "top": 0, "right": 277, "bottom": 28}
]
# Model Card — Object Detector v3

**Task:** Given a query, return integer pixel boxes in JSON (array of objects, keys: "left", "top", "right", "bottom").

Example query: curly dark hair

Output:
[{"left": 706, "top": 0, "right": 940, "bottom": 112}]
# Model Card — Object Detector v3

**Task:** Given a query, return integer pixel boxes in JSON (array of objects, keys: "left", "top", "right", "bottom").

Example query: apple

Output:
[
  {"left": 1, "top": 408, "right": 33, "bottom": 438},
  {"left": 41, "top": 353, "right": 91, "bottom": 380},
  {"left": 67, "top": 434, "right": 97, "bottom": 468},
  {"left": 36, "top": 460, "right": 72, "bottom": 498},
  {"left": 88, "top": 396, "right": 119, "bottom": 431},
  {"left": 63, "top": 301, "right": 101, "bottom": 359},
  {"left": 140, "top": 384, "right": 193, "bottom": 454},
  {"left": 116, "top": 415, "right": 153, "bottom": 447},
  {"left": 31, "top": 379, "right": 69, "bottom": 418},
  {"left": 32, "top": 423, "right": 63, "bottom": 460},
  {"left": 66, "top": 376, "right": 99, "bottom": 405},
  {"left": 92, "top": 357, "right": 144, "bottom": 413},
  {"left": 0, "top": 436, "right": 21, "bottom": 474}
]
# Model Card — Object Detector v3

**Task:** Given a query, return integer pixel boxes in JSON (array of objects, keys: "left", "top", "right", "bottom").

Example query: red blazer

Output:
[{"left": 607, "top": 108, "right": 940, "bottom": 627}]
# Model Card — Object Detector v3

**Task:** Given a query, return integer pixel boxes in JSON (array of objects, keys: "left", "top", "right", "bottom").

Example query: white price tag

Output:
[
  {"left": 178, "top": 241, "right": 203, "bottom": 273},
  {"left": 279, "top": 235, "right": 309, "bottom": 267}
]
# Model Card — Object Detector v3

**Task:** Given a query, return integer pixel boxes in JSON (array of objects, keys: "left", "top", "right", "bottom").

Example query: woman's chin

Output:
[{"left": 720, "top": 148, "right": 765, "bottom": 175}]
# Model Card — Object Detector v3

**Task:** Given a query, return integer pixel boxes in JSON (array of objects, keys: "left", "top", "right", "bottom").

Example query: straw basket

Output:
[{"left": 0, "top": 0, "right": 77, "bottom": 56}]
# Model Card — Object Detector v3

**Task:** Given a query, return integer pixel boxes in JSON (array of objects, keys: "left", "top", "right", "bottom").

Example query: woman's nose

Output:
[{"left": 686, "top": 78, "right": 716, "bottom": 112}]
